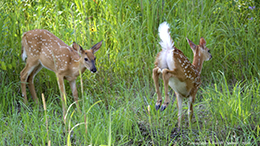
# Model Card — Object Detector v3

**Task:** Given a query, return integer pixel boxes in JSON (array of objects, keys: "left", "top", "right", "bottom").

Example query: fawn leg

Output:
[
  {"left": 69, "top": 80, "right": 81, "bottom": 113},
  {"left": 161, "top": 68, "right": 176, "bottom": 111},
  {"left": 27, "top": 65, "right": 42, "bottom": 104},
  {"left": 152, "top": 67, "right": 162, "bottom": 110}
]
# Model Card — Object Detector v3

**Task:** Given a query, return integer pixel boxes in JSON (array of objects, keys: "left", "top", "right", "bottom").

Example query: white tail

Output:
[
  {"left": 152, "top": 22, "right": 212, "bottom": 129},
  {"left": 21, "top": 49, "right": 27, "bottom": 61},
  {"left": 158, "top": 22, "right": 174, "bottom": 50},
  {"left": 20, "top": 29, "right": 102, "bottom": 119}
]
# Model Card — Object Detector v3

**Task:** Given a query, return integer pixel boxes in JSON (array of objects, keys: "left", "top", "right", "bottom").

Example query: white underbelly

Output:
[{"left": 168, "top": 77, "right": 188, "bottom": 96}]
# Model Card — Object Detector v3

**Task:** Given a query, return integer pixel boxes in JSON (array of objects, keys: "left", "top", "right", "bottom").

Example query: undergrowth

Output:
[{"left": 0, "top": 0, "right": 259, "bottom": 145}]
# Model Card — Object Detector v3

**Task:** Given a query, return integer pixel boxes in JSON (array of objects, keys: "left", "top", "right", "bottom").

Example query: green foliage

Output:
[
  {"left": 0, "top": 0, "right": 259, "bottom": 145},
  {"left": 204, "top": 73, "right": 256, "bottom": 126}
]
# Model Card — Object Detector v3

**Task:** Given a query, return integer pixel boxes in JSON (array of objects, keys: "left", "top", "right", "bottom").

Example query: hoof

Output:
[
  {"left": 160, "top": 105, "right": 167, "bottom": 111},
  {"left": 160, "top": 102, "right": 169, "bottom": 111},
  {"left": 155, "top": 104, "right": 161, "bottom": 110},
  {"left": 155, "top": 100, "right": 162, "bottom": 110}
]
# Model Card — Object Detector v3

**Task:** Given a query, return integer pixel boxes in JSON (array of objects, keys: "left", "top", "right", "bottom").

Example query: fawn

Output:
[
  {"left": 152, "top": 22, "right": 212, "bottom": 128},
  {"left": 20, "top": 29, "right": 102, "bottom": 118}
]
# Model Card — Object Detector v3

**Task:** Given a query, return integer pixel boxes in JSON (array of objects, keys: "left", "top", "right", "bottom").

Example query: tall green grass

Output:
[{"left": 0, "top": 0, "right": 259, "bottom": 145}]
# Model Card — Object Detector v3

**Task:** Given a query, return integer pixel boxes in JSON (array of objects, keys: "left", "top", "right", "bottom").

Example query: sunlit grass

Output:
[{"left": 0, "top": 0, "right": 259, "bottom": 145}]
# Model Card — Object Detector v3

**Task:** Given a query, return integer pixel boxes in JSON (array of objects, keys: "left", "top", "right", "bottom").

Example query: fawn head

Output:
[
  {"left": 72, "top": 41, "right": 102, "bottom": 73},
  {"left": 186, "top": 37, "right": 212, "bottom": 61}
]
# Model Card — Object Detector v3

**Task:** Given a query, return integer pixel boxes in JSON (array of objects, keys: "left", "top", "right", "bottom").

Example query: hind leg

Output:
[
  {"left": 20, "top": 60, "right": 40, "bottom": 104},
  {"left": 161, "top": 68, "right": 177, "bottom": 111},
  {"left": 152, "top": 67, "right": 162, "bottom": 110},
  {"left": 27, "top": 64, "right": 43, "bottom": 103}
]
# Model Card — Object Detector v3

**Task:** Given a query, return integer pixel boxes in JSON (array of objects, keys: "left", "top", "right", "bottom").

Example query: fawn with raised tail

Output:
[
  {"left": 152, "top": 22, "right": 212, "bottom": 129},
  {"left": 20, "top": 29, "right": 102, "bottom": 117}
]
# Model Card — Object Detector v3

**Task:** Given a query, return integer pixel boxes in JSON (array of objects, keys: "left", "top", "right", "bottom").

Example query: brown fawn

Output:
[
  {"left": 20, "top": 29, "right": 102, "bottom": 116},
  {"left": 152, "top": 22, "right": 212, "bottom": 128}
]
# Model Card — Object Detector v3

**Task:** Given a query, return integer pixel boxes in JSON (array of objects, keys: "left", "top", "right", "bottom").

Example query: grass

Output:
[{"left": 0, "top": 0, "right": 260, "bottom": 145}]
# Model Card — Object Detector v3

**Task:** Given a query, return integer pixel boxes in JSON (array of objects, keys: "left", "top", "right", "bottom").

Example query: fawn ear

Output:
[
  {"left": 186, "top": 38, "right": 196, "bottom": 52},
  {"left": 91, "top": 40, "right": 103, "bottom": 53},
  {"left": 199, "top": 37, "right": 206, "bottom": 48},
  {"left": 72, "top": 42, "right": 84, "bottom": 53}
]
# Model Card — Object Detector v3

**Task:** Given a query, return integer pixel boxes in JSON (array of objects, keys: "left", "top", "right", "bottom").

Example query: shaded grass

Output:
[
  {"left": 0, "top": 74, "right": 259, "bottom": 145},
  {"left": 0, "top": 72, "right": 259, "bottom": 145}
]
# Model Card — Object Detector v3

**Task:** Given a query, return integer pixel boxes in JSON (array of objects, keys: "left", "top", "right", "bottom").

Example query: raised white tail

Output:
[
  {"left": 153, "top": 22, "right": 212, "bottom": 129},
  {"left": 158, "top": 22, "right": 174, "bottom": 50}
]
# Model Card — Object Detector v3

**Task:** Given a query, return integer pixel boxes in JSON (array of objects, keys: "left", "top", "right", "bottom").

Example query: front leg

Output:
[
  {"left": 152, "top": 67, "right": 162, "bottom": 110},
  {"left": 176, "top": 93, "right": 184, "bottom": 129},
  {"left": 57, "top": 75, "right": 67, "bottom": 122},
  {"left": 188, "top": 89, "right": 198, "bottom": 126},
  {"left": 69, "top": 80, "right": 81, "bottom": 112}
]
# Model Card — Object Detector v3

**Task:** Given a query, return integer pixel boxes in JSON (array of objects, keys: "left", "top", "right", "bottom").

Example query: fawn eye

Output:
[
  {"left": 84, "top": 58, "right": 88, "bottom": 61},
  {"left": 208, "top": 50, "right": 210, "bottom": 53}
]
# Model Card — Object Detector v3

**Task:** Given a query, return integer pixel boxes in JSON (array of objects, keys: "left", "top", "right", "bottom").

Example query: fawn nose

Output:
[{"left": 91, "top": 68, "right": 97, "bottom": 73}]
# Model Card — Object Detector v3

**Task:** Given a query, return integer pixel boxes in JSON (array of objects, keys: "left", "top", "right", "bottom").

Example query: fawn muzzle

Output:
[
  {"left": 90, "top": 60, "right": 97, "bottom": 73},
  {"left": 91, "top": 67, "right": 97, "bottom": 73}
]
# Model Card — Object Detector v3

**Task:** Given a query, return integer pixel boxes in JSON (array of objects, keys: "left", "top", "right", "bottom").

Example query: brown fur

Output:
[
  {"left": 20, "top": 29, "right": 102, "bottom": 121},
  {"left": 152, "top": 37, "right": 212, "bottom": 129}
]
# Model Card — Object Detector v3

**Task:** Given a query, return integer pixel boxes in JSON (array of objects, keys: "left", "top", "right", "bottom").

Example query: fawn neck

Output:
[
  {"left": 75, "top": 58, "right": 87, "bottom": 73},
  {"left": 192, "top": 50, "right": 204, "bottom": 75}
]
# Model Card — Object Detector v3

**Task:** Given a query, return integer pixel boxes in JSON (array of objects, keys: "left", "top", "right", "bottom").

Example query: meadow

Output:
[{"left": 0, "top": 0, "right": 259, "bottom": 145}]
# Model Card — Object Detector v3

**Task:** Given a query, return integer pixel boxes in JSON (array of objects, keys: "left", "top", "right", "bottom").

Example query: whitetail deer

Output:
[
  {"left": 20, "top": 29, "right": 102, "bottom": 116},
  {"left": 152, "top": 22, "right": 212, "bottom": 128}
]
